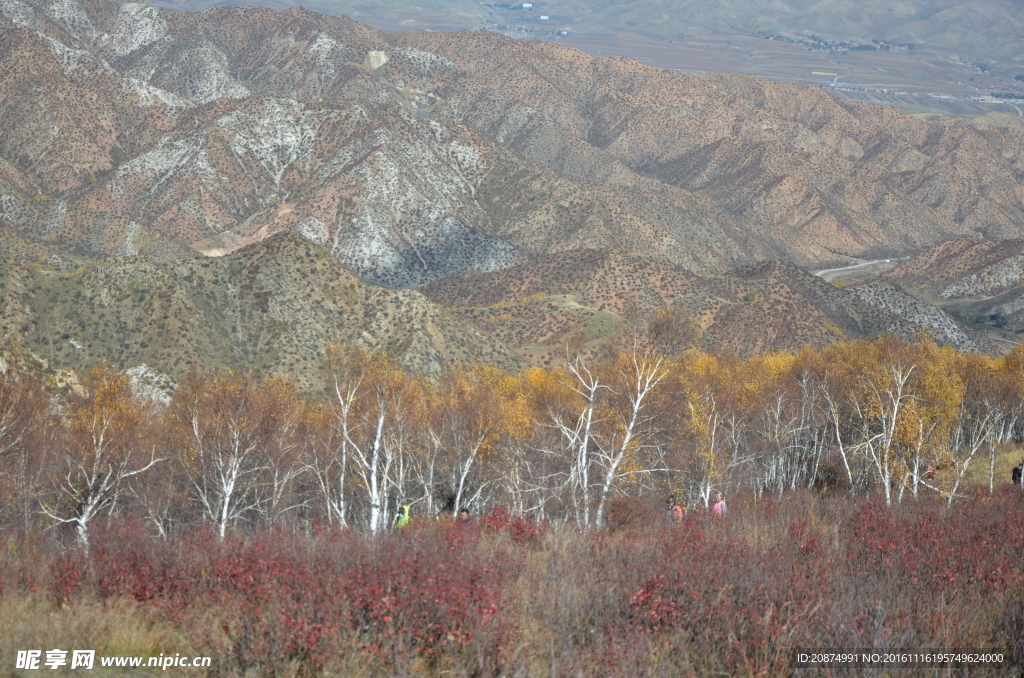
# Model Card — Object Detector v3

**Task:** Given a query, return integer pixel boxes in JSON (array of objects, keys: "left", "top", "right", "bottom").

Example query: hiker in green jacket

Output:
[{"left": 395, "top": 504, "right": 411, "bottom": 529}]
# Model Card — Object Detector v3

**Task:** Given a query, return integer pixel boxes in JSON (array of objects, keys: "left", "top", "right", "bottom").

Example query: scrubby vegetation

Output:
[
  {"left": 2, "top": 335, "right": 1023, "bottom": 674},
  {"left": 2, "top": 493, "right": 1024, "bottom": 676}
]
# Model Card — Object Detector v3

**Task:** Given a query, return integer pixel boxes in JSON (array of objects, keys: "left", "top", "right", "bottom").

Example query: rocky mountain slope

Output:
[
  {"left": 0, "top": 232, "right": 522, "bottom": 387},
  {"left": 3, "top": 0, "right": 1024, "bottom": 287},
  {"left": 886, "top": 238, "right": 1024, "bottom": 342},
  {"left": 0, "top": 0, "right": 1017, "bottom": 381}
]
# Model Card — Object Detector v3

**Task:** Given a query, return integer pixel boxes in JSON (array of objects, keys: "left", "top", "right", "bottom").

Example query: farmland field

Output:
[{"left": 558, "top": 30, "right": 1024, "bottom": 117}]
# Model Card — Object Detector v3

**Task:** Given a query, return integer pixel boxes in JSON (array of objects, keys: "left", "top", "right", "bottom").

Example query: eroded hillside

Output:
[
  {"left": 886, "top": 238, "right": 1024, "bottom": 347},
  {"left": 1, "top": 0, "right": 1020, "bottom": 376},
  {"left": 3, "top": 0, "right": 1024, "bottom": 285}
]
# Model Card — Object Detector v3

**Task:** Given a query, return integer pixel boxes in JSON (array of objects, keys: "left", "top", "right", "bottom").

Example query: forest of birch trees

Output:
[{"left": 1, "top": 335, "right": 1022, "bottom": 548}]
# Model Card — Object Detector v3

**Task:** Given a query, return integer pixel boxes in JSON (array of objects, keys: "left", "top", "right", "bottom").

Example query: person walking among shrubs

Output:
[
  {"left": 395, "top": 504, "right": 411, "bottom": 529},
  {"left": 711, "top": 491, "right": 727, "bottom": 517},
  {"left": 665, "top": 496, "right": 683, "bottom": 522}
]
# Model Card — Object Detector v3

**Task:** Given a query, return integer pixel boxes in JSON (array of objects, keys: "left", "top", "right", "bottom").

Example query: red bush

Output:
[{"left": 2, "top": 493, "right": 1022, "bottom": 676}]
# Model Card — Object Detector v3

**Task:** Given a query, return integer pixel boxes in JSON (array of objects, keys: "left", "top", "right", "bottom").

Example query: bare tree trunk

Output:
[
  {"left": 552, "top": 357, "right": 602, "bottom": 528},
  {"left": 594, "top": 352, "right": 665, "bottom": 527}
]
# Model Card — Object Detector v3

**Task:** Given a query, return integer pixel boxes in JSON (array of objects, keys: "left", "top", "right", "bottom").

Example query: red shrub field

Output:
[{"left": 3, "top": 491, "right": 1023, "bottom": 676}]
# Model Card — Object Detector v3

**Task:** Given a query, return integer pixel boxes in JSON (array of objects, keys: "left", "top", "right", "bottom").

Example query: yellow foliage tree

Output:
[{"left": 44, "top": 371, "right": 162, "bottom": 553}]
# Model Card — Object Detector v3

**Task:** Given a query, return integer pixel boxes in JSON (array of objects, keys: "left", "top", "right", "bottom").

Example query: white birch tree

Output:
[{"left": 42, "top": 373, "right": 162, "bottom": 554}]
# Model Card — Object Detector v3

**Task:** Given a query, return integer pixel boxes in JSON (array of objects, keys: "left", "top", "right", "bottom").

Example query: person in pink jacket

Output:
[{"left": 711, "top": 491, "right": 727, "bottom": 517}]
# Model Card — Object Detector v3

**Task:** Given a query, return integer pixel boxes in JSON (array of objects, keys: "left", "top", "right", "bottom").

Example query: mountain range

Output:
[{"left": 0, "top": 0, "right": 1020, "bottom": 382}]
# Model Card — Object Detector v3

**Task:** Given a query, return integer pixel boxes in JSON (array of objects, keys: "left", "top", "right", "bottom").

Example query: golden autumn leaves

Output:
[{"left": 1, "top": 335, "right": 1022, "bottom": 546}]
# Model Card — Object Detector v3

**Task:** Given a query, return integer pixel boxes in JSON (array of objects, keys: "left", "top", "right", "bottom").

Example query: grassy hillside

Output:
[
  {"left": 422, "top": 250, "right": 994, "bottom": 363},
  {"left": 0, "top": 232, "right": 522, "bottom": 387}
]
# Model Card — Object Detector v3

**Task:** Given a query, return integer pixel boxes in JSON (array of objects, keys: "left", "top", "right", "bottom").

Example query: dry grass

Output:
[
  {"left": 961, "top": 442, "right": 1024, "bottom": 491},
  {"left": 0, "top": 596, "right": 184, "bottom": 678}
]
